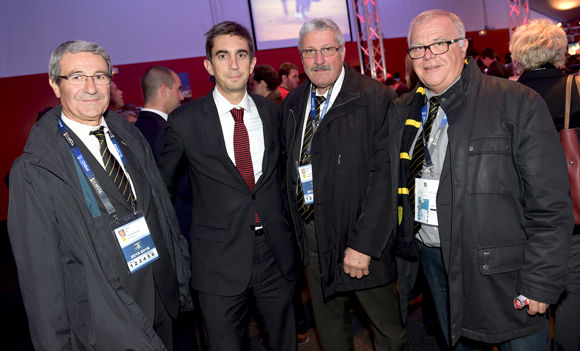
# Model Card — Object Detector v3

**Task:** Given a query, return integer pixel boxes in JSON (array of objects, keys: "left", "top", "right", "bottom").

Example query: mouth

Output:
[{"left": 424, "top": 64, "right": 441, "bottom": 71}]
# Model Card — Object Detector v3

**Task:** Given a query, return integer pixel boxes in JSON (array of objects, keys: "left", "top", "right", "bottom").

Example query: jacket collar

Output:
[{"left": 518, "top": 67, "right": 567, "bottom": 81}]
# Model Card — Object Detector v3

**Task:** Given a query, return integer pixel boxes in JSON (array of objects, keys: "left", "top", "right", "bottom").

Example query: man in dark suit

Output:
[
  {"left": 481, "top": 47, "right": 509, "bottom": 78},
  {"left": 8, "top": 40, "right": 191, "bottom": 351},
  {"left": 135, "top": 66, "right": 199, "bottom": 351},
  {"left": 135, "top": 66, "right": 184, "bottom": 162},
  {"left": 158, "top": 21, "right": 303, "bottom": 351}
]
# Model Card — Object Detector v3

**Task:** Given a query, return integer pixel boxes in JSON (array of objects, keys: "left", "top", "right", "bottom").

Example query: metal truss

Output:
[
  {"left": 507, "top": 0, "right": 530, "bottom": 39},
  {"left": 352, "top": 0, "right": 386, "bottom": 79}
]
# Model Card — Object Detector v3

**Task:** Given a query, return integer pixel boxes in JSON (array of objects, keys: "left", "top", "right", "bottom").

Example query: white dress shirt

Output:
[
  {"left": 61, "top": 113, "right": 137, "bottom": 200},
  {"left": 213, "top": 88, "right": 265, "bottom": 183},
  {"left": 140, "top": 108, "right": 168, "bottom": 121}
]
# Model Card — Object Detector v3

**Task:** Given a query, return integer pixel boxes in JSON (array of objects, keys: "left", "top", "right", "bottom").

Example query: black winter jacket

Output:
[
  {"left": 281, "top": 63, "right": 398, "bottom": 297},
  {"left": 391, "top": 58, "right": 573, "bottom": 344}
]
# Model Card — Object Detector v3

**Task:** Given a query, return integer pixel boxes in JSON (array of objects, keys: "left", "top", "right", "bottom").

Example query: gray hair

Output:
[
  {"left": 49, "top": 40, "right": 112, "bottom": 85},
  {"left": 141, "top": 66, "right": 177, "bottom": 104},
  {"left": 298, "top": 18, "right": 345, "bottom": 51},
  {"left": 408, "top": 10, "right": 466, "bottom": 47},
  {"left": 509, "top": 19, "right": 568, "bottom": 71}
]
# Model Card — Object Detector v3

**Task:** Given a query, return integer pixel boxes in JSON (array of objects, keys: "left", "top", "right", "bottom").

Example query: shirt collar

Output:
[
  {"left": 213, "top": 88, "right": 252, "bottom": 117},
  {"left": 140, "top": 108, "right": 168, "bottom": 121},
  {"left": 61, "top": 112, "right": 108, "bottom": 136}
]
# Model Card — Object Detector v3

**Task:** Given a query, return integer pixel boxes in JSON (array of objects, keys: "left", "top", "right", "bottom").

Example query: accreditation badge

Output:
[
  {"left": 298, "top": 164, "right": 314, "bottom": 205},
  {"left": 110, "top": 210, "right": 159, "bottom": 273},
  {"left": 414, "top": 179, "right": 439, "bottom": 226}
]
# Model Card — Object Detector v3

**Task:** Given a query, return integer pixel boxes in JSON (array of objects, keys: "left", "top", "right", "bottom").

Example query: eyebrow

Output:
[
  {"left": 65, "top": 69, "right": 108, "bottom": 75},
  {"left": 411, "top": 37, "right": 448, "bottom": 47},
  {"left": 214, "top": 49, "right": 249, "bottom": 56}
]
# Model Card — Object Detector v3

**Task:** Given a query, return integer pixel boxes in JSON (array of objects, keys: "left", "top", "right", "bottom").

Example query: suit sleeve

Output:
[
  {"left": 348, "top": 87, "right": 395, "bottom": 258},
  {"left": 7, "top": 160, "right": 71, "bottom": 351},
  {"left": 158, "top": 111, "right": 186, "bottom": 196},
  {"left": 516, "top": 94, "right": 574, "bottom": 303}
]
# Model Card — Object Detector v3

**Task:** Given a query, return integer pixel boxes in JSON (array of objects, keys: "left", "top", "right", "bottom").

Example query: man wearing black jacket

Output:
[{"left": 281, "top": 18, "right": 407, "bottom": 351}]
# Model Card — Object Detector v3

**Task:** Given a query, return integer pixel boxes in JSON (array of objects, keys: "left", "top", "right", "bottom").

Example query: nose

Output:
[
  {"left": 179, "top": 90, "right": 184, "bottom": 100},
  {"left": 230, "top": 56, "right": 239, "bottom": 70},
  {"left": 423, "top": 47, "right": 436, "bottom": 60},
  {"left": 314, "top": 50, "right": 326, "bottom": 65},
  {"left": 83, "top": 76, "right": 97, "bottom": 94}
]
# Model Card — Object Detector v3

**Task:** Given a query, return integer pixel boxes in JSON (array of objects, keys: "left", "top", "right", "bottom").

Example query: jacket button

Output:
[
  {"left": 453, "top": 324, "right": 457, "bottom": 328},
  {"left": 469, "top": 146, "right": 474, "bottom": 151},
  {"left": 483, "top": 265, "right": 489, "bottom": 270},
  {"left": 441, "top": 98, "right": 446, "bottom": 102},
  {"left": 506, "top": 146, "right": 510, "bottom": 151},
  {"left": 250, "top": 225, "right": 255, "bottom": 230},
  {"left": 252, "top": 194, "right": 256, "bottom": 200}
]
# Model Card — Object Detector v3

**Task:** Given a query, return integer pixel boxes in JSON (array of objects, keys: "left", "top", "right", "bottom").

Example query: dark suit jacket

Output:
[
  {"left": 135, "top": 110, "right": 168, "bottom": 163},
  {"left": 158, "top": 89, "right": 303, "bottom": 296},
  {"left": 486, "top": 60, "right": 509, "bottom": 78}
]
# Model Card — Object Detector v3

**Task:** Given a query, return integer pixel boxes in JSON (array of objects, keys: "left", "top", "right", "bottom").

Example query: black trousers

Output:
[{"left": 197, "top": 234, "right": 297, "bottom": 351}]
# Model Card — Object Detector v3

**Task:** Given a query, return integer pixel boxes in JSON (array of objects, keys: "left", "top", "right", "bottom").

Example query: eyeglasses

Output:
[
  {"left": 300, "top": 46, "right": 343, "bottom": 59},
  {"left": 407, "top": 38, "right": 464, "bottom": 59},
  {"left": 59, "top": 73, "right": 112, "bottom": 85}
]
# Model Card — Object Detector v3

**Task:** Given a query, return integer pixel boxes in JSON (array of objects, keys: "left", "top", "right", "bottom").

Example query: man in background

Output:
[
  {"left": 250, "top": 64, "right": 283, "bottom": 105},
  {"left": 278, "top": 62, "right": 300, "bottom": 99}
]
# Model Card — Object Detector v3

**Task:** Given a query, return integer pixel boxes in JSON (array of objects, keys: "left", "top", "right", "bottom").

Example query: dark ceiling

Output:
[{"left": 530, "top": 0, "right": 580, "bottom": 22}]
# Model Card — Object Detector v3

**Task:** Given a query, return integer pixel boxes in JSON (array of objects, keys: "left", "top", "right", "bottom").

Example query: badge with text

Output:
[
  {"left": 298, "top": 164, "right": 314, "bottom": 205},
  {"left": 414, "top": 179, "right": 439, "bottom": 226},
  {"left": 110, "top": 210, "right": 159, "bottom": 273}
]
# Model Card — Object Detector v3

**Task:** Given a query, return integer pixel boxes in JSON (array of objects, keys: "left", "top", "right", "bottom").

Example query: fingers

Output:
[
  {"left": 527, "top": 300, "right": 549, "bottom": 315},
  {"left": 343, "top": 264, "right": 370, "bottom": 279}
]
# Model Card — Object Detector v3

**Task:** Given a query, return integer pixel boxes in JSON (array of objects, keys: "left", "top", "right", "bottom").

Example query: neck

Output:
[
  {"left": 143, "top": 102, "right": 167, "bottom": 114},
  {"left": 217, "top": 85, "right": 245, "bottom": 105},
  {"left": 280, "top": 83, "right": 289, "bottom": 90}
]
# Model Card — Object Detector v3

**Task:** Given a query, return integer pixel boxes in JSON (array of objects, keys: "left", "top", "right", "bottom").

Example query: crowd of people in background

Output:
[{"left": 8, "top": 9, "right": 580, "bottom": 351}]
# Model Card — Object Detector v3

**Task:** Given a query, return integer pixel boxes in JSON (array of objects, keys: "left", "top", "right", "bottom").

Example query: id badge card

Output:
[
  {"left": 414, "top": 179, "right": 439, "bottom": 226},
  {"left": 110, "top": 210, "right": 159, "bottom": 273},
  {"left": 298, "top": 164, "right": 314, "bottom": 205}
]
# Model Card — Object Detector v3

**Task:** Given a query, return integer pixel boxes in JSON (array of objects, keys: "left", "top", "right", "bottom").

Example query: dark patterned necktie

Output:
[
  {"left": 90, "top": 126, "right": 134, "bottom": 203},
  {"left": 408, "top": 96, "right": 439, "bottom": 230},
  {"left": 297, "top": 95, "right": 326, "bottom": 223},
  {"left": 231, "top": 108, "right": 260, "bottom": 223}
]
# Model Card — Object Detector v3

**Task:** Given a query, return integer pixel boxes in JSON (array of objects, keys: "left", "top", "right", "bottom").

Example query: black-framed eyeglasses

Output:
[
  {"left": 300, "top": 46, "right": 343, "bottom": 59},
  {"left": 407, "top": 38, "right": 464, "bottom": 59},
  {"left": 59, "top": 73, "right": 112, "bottom": 85}
]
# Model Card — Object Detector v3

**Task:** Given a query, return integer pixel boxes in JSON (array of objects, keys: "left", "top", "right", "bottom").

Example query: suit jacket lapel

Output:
[
  {"left": 252, "top": 93, "right": 272, "bottom": 191},
  {"left": 199, "top": 90, "right": 249, "bottom": 190}
]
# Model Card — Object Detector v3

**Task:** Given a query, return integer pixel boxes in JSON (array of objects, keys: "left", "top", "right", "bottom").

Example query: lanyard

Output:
[
  {"left": 302, "top": 84, "right": 333, "bottom": 164},
  {"left": 310, "top": 84, "right": 333, "bottom": 133},
  {"left": 419, "top": 102, "right": 448, "bottom": 175},
  {"left": 57, "top": 117, "right": 135, "bottom": 220}
]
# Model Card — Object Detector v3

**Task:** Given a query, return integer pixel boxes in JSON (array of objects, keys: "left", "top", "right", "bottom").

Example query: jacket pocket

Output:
[
  {"left": 192, "top": 225, "right": 226, "bottom": 242},
  {"left": 467, "top": 136, "right": 514, "bottom": 194},
  {"left": 477, "top": 238, "right": 526, "bottom": 275}
]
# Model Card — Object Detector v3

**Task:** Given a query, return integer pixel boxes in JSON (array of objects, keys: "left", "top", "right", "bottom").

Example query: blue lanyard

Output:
[
  {"left": 57, "top": 117, "right": 134, "bottom": 220},
  {"left": 310, "top": 84, "right": 333, "bottom": 132},
  {"left": 419, "top": 102, "right": 448, "bottom": 174}
]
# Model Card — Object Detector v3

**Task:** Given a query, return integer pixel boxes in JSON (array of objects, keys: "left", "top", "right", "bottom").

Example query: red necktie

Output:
[{"left": 231, "top": 108, "right": 260, "bottom": 223}]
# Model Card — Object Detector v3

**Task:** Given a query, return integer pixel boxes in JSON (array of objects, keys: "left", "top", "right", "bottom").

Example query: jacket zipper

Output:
[{"left": 287, "top": 109, "right": 304, "bottom": 261}]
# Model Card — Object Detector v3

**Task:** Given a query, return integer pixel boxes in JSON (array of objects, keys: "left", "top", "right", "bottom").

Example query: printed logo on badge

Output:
[{"left": 133, "top": 241, "right": 142, "bottom": 251}]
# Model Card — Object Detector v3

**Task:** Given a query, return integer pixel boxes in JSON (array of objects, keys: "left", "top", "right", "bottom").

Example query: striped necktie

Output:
[
  {"left": 90, "top": 126, "right": 135, "bottom": 204},
  {"left": 231, "top": 108, "right": 260, "bottom": 223},
  {"left": 408, "top": 96, "right": 439, "bottom": 231},
  {"left": 297, "top": 95, "right": 326, "bottom": 223}
]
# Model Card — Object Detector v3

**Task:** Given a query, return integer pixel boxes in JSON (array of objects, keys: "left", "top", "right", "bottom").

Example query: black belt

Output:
[{"left": 255, "top": 228, "right": 264, "bottom": 236}]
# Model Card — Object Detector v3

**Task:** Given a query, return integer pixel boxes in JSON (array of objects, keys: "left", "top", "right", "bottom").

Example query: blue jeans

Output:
[{"left": 418, "top": 242, "right": 551, "bottom": 351}]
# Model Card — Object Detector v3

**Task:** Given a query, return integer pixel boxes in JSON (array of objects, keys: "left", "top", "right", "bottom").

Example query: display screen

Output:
[{"left": 248, "top": 0, "right": 351, "bottom": 50}]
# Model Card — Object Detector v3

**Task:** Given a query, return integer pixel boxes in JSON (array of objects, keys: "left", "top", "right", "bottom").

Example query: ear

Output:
[
  {"left": 204, "top": 59, "right": 214, "bottom": 76},
  {"left": 249, "top": 57, "right": 257, "bottom": 75},
  {"left": 340, "top": 45, "right": 346, "bottom": 60},
  {"left": 259, "top": 80, "right": 267, "bottom": 89},
  {"left": 461, "top": 39, "right": 468, "bottom": 58},
  {"left": 281, "top": 75, "right": 289, "bottom": 84},
  {"left": 160, "top": 84, "right": 168, "bottom": 98},
  {"left": 49, "top": 77, "right": 61, "bottom": 99}
]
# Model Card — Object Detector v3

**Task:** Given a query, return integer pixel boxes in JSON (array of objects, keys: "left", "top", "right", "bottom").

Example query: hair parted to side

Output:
[
  {"left": 49, "top": 40, "right": 112, "bottom": 85},
  {"left": 141, "top": 66, "right": 177, "bottom": 104},
  {"left": 204, "top": 21, "right": 255, "bottom": 61},
  {"left": 298, "top": 18, "right": 345, "bottom": 51},
  {"left": 509, "top": 19, "right": 568, "bottom": 71},
  {"left": 279, "top": 62, "right": 298, "bottom": 83},
  {"left": 253, "top": 65, "right": 279, "bottom": 91},
  {"left": 407, "top": 10, "right": 465, "bottom": 47}
]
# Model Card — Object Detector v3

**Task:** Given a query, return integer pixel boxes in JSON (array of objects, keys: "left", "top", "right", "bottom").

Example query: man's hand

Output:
[
  {"left": 343, "top": 247, "right": 371, "bottom": 279},
  {"left": 527, "top": 299, "right": 549, "bottom": 315}
]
